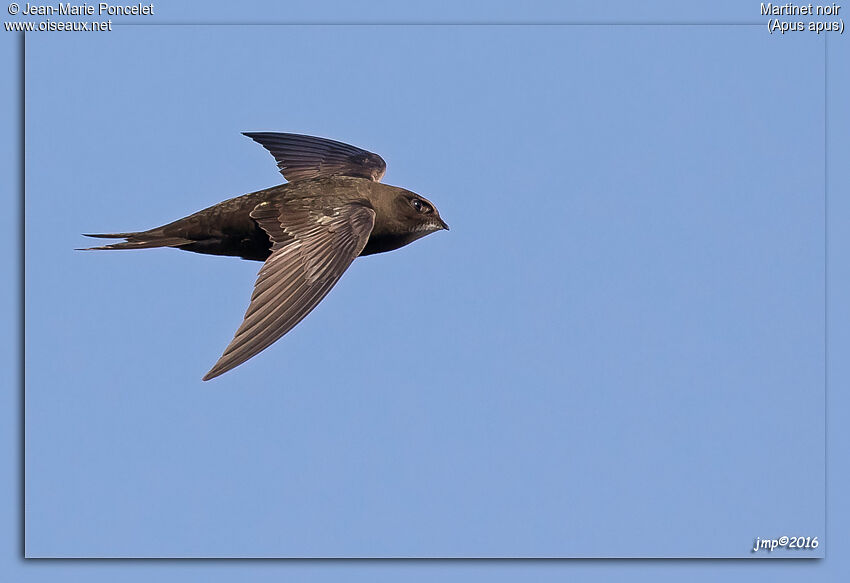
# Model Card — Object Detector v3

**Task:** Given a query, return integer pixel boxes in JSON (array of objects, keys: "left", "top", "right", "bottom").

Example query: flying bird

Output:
[{"left": 82, "top": 132, "right": 448, "bottom": 380}]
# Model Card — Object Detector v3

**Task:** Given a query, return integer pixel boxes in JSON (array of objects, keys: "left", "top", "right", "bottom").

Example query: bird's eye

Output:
[{"left": 410, "top": 199, "right": 432, "bottom": 213}]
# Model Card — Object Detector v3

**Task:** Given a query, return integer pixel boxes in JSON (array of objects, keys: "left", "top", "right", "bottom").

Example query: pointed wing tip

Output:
[
  {"left": 243, "top": 131, "right": 284, "bottom": 139},
  {"left": 202, "top": 368, "right": 221, "bottom": 382},
  {"left": 243, "top": 131, "right": 275, "bottom": 143},
  {"left": 203, "top": 356, "right": 236, "bottom": 381}
]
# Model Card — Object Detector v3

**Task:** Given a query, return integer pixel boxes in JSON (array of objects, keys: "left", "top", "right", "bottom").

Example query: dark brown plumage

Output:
[{"left": 82, "top": 132, "right": 448, "bottom": 380}]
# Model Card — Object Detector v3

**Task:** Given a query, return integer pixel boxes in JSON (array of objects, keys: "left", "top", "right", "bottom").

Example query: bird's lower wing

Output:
[{"left": 202, "top": 200, "right": 375, "bottom": 380}]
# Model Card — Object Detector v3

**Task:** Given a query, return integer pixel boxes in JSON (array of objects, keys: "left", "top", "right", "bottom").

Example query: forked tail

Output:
[{"left": 78, "top": 230, "right": 193, "bottom": 251}]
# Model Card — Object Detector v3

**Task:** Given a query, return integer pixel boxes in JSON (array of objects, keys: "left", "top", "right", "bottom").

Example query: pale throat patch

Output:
[{"left": 410, "top": 222, "right": 441, "bottom": 233}]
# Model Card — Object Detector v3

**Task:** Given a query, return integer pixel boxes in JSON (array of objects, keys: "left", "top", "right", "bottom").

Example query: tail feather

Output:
[
  {"left": 78, "top": 231, "right": 193, "bottom": 251},
  {"left": 81, "top": 232, "right": 141, "bottom": 239}
]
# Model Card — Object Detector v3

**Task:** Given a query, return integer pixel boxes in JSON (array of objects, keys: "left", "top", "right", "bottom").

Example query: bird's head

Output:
[{"left": 392, "top": 190, "right": 449, "bottom": 238}]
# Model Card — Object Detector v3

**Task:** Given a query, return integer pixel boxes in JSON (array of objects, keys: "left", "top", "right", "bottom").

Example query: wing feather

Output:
[
  {"left": 202, "top": 200, "right": 376, "bottom": 380},
  {"left": 243, "top": 132, "right": 387, "bottom": 182}
]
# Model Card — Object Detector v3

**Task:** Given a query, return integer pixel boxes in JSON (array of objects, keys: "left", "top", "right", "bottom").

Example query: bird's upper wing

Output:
[
  {"left": 243, "top": 132, "right": 387, "bottom": 183},
  {"left": 202, "top": 199, "right": 376, "bottom": 380}
]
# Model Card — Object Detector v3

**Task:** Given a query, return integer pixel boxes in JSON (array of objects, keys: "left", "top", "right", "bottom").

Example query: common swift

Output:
[{"left": 83, "top": 132, "right": 448, "bottom": 380}]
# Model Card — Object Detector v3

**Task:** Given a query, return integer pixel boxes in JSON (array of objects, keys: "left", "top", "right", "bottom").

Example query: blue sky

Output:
[{"left": 3, "top": 0, "right": 850, "bottom": 580}]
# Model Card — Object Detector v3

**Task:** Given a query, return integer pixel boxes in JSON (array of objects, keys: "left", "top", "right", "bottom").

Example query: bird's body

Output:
[
  {"left": 83, "top": 133, "right": 447, "bottom": 380},
  {"left": 99, "top": 177, "right": 437, "bottom": 261}
]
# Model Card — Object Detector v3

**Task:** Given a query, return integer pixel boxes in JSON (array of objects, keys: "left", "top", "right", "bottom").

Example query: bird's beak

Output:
[{"left": 437, "top": 217, "right": 450, "bottom": 231}]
